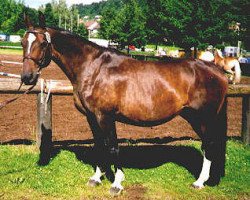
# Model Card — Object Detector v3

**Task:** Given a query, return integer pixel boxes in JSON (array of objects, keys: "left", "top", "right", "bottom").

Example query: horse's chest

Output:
[{"left": 73, "top": 88, "right": 87, "bottom": 115}]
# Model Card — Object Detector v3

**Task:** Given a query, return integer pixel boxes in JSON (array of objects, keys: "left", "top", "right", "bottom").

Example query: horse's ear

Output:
[
  {"left": 38, "top": 11, "right": 46, "bottom": 28},
  {"left": 24, "top": 12, "right": 33, "bottom": 29}
]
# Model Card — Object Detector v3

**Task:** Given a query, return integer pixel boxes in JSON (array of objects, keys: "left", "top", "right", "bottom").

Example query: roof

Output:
[{"left": 84, "top": 20, "right": 100, "bottom": 30}]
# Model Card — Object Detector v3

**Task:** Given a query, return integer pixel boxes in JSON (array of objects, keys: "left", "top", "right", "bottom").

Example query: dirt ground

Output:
[{"left": 0, "top": 54, "right": 246, "bottom": 143}]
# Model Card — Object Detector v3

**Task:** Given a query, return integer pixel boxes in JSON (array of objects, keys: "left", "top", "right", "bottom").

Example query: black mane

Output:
[{"left": 48, "top": 26, "right": 127, "bottom": 57}]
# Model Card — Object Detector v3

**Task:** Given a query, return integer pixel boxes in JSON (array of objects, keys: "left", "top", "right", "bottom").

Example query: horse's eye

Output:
[{"left": 41, "top": 41, "right": 48, "bottom": 48}]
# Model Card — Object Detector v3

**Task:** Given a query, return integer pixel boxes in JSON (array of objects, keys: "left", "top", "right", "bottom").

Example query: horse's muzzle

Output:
[{"left": 21, "top": 72, "right": 38, "bottom": 85}]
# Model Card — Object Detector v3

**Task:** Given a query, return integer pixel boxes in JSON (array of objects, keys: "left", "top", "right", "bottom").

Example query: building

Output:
[
  {"left": 0, "top": 33, "right": 7, "bottom": 41},
  {"left": 224, "top": 46, "right": 238, "bottom": 57},
  {"left": 84, "top": 20, "right": 100, "bottom": 38}
]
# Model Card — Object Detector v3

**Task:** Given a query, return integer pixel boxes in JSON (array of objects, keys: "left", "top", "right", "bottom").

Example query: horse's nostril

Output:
[{"left": 21, "top": 73, "right": 33, "bottom": 84}]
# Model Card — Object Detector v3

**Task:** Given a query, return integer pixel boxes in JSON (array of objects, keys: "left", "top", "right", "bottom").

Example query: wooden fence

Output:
[{"left": 0, "top": 78, "right": 249, "bottom": 152}]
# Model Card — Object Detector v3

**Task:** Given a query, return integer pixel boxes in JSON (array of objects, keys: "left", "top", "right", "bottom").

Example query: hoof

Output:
[
  {"left": 87, "top": 179, "right": 101, "bottom": 187},
  {"left": 191, "top": 182, "right": 204, "bottom": 189},
  {"left": 110, "top": 187, "right": 123, "bottom": 196}
]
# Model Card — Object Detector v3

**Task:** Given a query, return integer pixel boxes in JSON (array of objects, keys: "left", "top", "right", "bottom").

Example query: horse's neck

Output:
[{"left": 49, "top": 29, "right": 100, "bottom": 84}]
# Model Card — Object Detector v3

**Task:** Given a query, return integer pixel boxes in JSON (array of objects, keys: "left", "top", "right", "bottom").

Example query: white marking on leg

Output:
[
  {"left": 89, "top": 166, "right": 103, "bottom": 184},
  {"left": 111, "top": 169, "right": 125, "bottom": 190},
  {"left": 27, "top": 33, "right": 36, "bottom": 55},
  {"left": 193, "top": 154, "right": 211, "bottom": 189}
]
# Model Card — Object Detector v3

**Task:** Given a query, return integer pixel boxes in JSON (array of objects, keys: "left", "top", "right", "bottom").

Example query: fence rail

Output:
[{"left": 0, "top": 78, "right": 249, "bottom": 150}]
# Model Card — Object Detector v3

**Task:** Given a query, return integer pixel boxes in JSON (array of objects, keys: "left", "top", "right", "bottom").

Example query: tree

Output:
[
  {"left": 99, "top": 3, "right": 120, "bottom": 41},
  {"left": 100, "top": 0, "right": 147, "bottom": 50},
  {"left": 145, "top": 0, "right": 239, "bottom": 55},
  {"left": 0, "top": 0, "right": 26, "bottom": 34},
  {"left": 230, "top": 0, "right": 250, "bottom": 50},
  {"left": 73, "top": 24, "right": 88, "bottom": 38},
  {"left": 44, "top": 3, "right": 57, "bottom": 27}
]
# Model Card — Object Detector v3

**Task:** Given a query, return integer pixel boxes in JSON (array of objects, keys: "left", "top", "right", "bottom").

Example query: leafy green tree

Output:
[
  {"left": 44, "top": 3, "right": 57, "bottom": 27},
  {"left": 230, "top": 0, "right": 250, "bottom": 50},
  {"left": 99, "top": 3, "right": 120, "bottom": 41},
  {"left": 76, "top": 0, "right": 122, "bottom": 19},
  {"left": 100, "top": 0, "right": 147, "bottom": 50},
  {"left": 73, "top": 24, "right": 88, "bottom": 38},
  {"left": 0, "top": 0, "right": 26, "bottom": 34},
  {"left": 145, "top": 0, "right": 238, "bottom": 55}
]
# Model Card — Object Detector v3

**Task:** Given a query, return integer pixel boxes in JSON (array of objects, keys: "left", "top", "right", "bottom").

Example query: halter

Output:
[
  {"left": 0, "top": 30, "right": 52, "bottom": 110},
  {"left": 23, "top": 30, "right": 52, "bottom": 69}
]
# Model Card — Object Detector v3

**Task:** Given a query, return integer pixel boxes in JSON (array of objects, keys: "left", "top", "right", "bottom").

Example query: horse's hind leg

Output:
[
  {"left": 181, "top": 108, "right": 210, "bottom": 188},
  {"left": 201, "top": 101, "right": 227, "bottom": 187},
  {"left": 181, "top": 102, "right": 227, "bottom": 188}
]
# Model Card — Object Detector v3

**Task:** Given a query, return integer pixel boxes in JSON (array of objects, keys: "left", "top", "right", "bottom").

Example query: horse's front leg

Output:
[
  {"left": 86, "top": 113, "right": 125, "bottom": 196},
  {"left": 86, "top": 114, "right": 108, "bottom": 186}
]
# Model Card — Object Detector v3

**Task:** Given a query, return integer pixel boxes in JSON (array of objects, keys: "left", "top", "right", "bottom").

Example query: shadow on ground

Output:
[{"left": 2, "top": 136, "right": 240, "bottom": 181}]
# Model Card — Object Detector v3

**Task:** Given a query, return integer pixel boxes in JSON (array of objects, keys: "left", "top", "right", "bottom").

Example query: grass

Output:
[
  {"left": 0, "top": 140, "right": 249, "bottom": 200},
  {"left": 0, "top": 48, "right": 22, "bottom": 55},
  {"left": 0, "top": 41, "right": 21, "bottom": 47},
  {"left": 0, "top": 41, "right": 22, "bottom": 55},
  {"left": 145, "top": 44, "right": 181, "bottom": 51}
]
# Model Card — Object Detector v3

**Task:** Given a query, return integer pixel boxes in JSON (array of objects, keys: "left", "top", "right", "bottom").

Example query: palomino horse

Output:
[
  {"left": 198, "top": 51, "right": 214, "bottom": 62},
  {"left": 21, "top": 12, "right": 228, "bottom": 195},
  {"left": 214, "top": 49, "right": 241, "bottom": 84}
]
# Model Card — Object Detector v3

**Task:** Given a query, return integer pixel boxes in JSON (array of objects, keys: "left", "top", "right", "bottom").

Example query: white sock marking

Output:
[
  {"left": 193, "top": 154, "right": 211, "bottom": 188},
  {"left": 90, "top": 166, "right": 103, "bottom": 183},
  {"left": 111, "top": 169, "right": 125, "bottom": 190},
  {"left": 27, "top": 33, "right": 36, "bottom": 55}
]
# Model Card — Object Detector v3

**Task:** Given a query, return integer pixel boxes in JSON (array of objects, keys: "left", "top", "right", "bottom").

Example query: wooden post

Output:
[
  {"left": 242, "top": 96, "right": 250, "bottom": 145},
  {"left": 37, "top": 92, "right": 53, "bottom": 165}
]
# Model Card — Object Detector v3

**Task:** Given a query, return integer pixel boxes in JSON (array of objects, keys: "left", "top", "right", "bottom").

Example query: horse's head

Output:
[
  {"left": 214, "top": 49, "right": 224, "bottom": 59},
  {"left": 21, "top": 12, "right": 52, "bottom": 85}
]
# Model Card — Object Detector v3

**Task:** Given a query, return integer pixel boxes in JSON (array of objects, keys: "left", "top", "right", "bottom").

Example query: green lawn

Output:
[
  {"left": 0, "top": 41, "right": 21, "bottom": 47},
  {"left": 0, "top": 140, "right": 249, "bottom": 200},
  {"left": 0, "top": 48, "right": 22, "bottom": 55}
]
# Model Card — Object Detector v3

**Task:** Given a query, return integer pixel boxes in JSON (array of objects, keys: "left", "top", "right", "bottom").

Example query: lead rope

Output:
[
  {"left": 44, "top": 80, "right": 52, "bottom": 114},
  {"left": 0, "top": 62, "right": 37, "bottom": 110},
  {"left": 0, "top": 59, "right": 45, "bottom": 110},
  {"left": 0, "top": 83, "right": 35, "bottom": 110}
]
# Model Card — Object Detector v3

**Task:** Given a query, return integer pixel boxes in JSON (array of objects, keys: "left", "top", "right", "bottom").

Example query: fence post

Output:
[
  {"left": 242, "top": 96, "right": 250, "bottom": 145},
  {"left": 37, "top": 92, "right": 53, "bottom": 165}
]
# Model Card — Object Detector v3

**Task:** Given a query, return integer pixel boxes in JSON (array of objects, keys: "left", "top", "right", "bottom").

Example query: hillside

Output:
[{"left": 74, "top": 0, "right": 123, "bottom": 18}]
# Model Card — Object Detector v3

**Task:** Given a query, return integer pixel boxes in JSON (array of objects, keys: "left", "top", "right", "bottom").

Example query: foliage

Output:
[
  {"left": 43, "top": 3, "right": 58, "bottom": 27},
  {"left": 99, "top": 2, "right": 120, "bottom": 41},
  {"left": 99, "top": 0, "right": 147, "bottom": 49},
  {"left": 0, "top": 140, "right": 249, "bottom": 199},
  {"left": 0, "top": 0, "right": 248, "bottom": 50},
  {"left": 75, "top": 0, "right": 123, "bottom": 19},
  {"left": 73, "top": 24, "right": 88, "bottom": 38},
  {"left": 98, "top": 0, "right": 249, "bottom": 50}
]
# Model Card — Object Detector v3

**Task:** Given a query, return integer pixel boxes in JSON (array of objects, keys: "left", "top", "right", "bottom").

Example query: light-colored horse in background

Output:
[
  {"left": 214, "top": 49, "right": 241, "bottom": 84},
  {"left": 198, "top": 49, "right": 241, "bottom": 84}
]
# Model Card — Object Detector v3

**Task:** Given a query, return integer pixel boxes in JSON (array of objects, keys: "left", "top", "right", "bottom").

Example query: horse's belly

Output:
[
  {"left": 117, "top": 97, "right": 184, "bottom": 124},
  {"left": 115, "top": 110, "right": 181, "bottom": 127}
]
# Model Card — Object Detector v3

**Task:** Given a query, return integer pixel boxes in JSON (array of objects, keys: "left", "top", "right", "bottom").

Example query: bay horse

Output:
[
  {"left": 21, "top": 12, "right": 228, "bottom": 195},
  {"left": 214, "top": 49, "right": 241, "bottom": 84}
]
